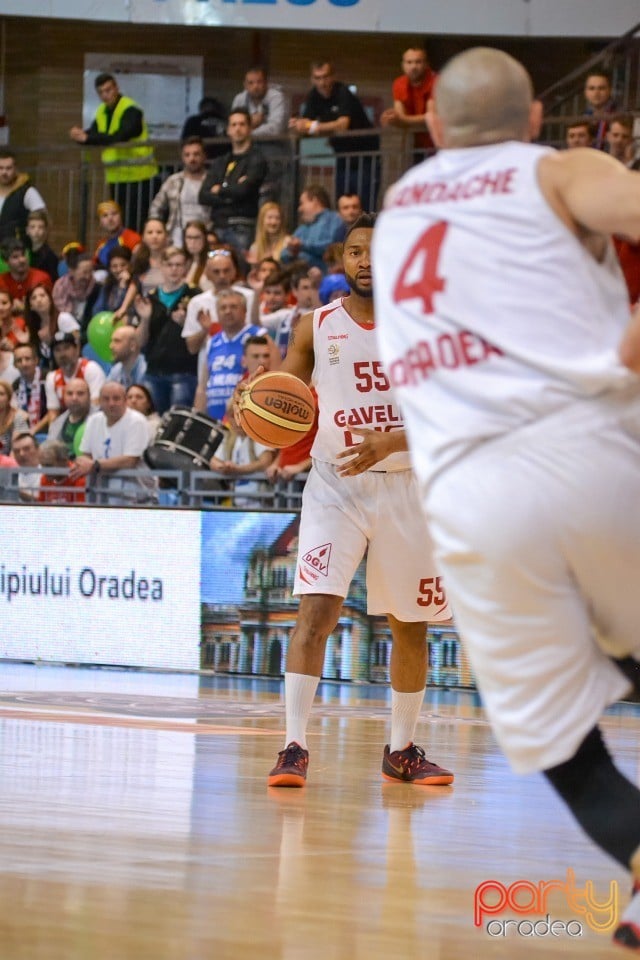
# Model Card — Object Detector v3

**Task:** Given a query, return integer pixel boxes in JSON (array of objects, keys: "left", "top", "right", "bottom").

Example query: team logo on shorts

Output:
[
  {"left": 328, "top": 343, "right": 340, "bottom": 366},
  {"left": 301, "top": 543, "right": 332, "bottom": 578}
]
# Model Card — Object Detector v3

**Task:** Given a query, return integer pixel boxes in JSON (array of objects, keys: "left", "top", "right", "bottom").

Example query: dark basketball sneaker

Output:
[
  {"left": 613, "top": 883, "right": 640, "bottom": 952},
  {"left": 382, "top": 743, "right": 454, "bottom": 785},
  {"left": 268, "top": 742, "right": 309, "bottom": 787},
  {"left": 613, "top": 923, "right": 640, "bottom": 952}
]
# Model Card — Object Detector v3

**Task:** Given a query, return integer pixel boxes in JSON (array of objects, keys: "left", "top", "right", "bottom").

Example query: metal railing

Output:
[
  {"left": 538, "top": 21, "right": 640, "bottom": 146},
  {"left": 12, "top": 128, "right": 426, "bottom": 253},
  {"left": 0, "top": 465, "right": 307, "bottom": 509}
]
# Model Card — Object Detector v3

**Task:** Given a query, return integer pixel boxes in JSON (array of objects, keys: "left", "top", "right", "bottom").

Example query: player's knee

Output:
[
  {"left": 291, "top": 598, "right": 340, "bottom": 653},
  {"left": 289, "top": 627, "right": 329, "bottom": 658}
]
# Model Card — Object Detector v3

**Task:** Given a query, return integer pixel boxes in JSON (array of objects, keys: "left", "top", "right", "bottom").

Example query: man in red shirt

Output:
[
  {"left": 381, "top": 46, "right": 437, "bottom": 153},
  {"left": 0, "top": 238, "right": 50, "bottom": 310}
]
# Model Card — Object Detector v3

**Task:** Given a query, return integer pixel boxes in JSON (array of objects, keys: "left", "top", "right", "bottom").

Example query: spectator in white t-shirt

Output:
[{"left": 69, "top": 381, "right": 151, "bottom": 500}]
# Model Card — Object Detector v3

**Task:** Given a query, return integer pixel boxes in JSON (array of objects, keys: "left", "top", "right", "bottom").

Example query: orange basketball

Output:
[{"left": 238, "top": 372, "right": 316, "bottom": 448}]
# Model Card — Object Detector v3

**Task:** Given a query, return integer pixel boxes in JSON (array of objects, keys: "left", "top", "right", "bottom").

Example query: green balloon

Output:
[
  {"left": 72, "top": 420, "right": 86, "bottom": 457},
  {"left": 87, "top": 311, "right": 118, "bottom": 362}
]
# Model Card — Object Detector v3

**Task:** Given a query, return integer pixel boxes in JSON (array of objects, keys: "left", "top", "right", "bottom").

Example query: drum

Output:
[{"left": 144, "top": 407, "right": 227, "bottom": 471}]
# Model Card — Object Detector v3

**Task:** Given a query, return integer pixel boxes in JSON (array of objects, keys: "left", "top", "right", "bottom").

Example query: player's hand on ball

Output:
[
  {"left": 232, "top": 365, "right": 266, "bottom": 428},
  {"left": 336, "top": 428, "right": 395, "bottom": 476}
]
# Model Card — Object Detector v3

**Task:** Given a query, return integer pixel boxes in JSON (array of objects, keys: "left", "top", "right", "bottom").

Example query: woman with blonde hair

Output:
[{"left": 247, "top": 202, "right": 287, "bottom": 265}]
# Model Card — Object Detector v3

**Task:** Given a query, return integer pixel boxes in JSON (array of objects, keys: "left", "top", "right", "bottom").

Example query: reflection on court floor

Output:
[{"left": 0, "top": 663, "right": 636, "bottom": 959}]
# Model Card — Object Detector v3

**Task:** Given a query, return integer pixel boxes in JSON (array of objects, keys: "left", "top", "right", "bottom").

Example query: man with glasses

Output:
[{"left": 181, "top": 247, "right": 257, "bottom": 357}]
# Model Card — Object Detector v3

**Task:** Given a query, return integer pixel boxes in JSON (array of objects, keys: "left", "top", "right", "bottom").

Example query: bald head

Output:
[
  {"left": 432, "top": 47, "right": 535, "bottom": 148},
  {"left": 110, "top": 324, "right": 140, "bottom": 363}
]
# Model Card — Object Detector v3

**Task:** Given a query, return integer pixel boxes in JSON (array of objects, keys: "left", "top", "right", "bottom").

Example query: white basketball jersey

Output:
[
  {"left": 373, "top": 141, "right": 637, "bottom": 483},
  {"left": 311, "top": 299, "right": 410, "bottom": 471}
]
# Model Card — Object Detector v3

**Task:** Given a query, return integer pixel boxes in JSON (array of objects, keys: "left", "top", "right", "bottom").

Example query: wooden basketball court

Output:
[{"left": 0, "top": 663, "right": 635, "bottom": 959}]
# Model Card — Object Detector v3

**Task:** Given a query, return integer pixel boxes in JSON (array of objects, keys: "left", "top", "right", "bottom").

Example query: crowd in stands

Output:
[
  {"left": 0, "top": 51, "right": 639, "bottom": 504},
  {"left": 563, "top": 69, "right": 640, "bottom": 301}
]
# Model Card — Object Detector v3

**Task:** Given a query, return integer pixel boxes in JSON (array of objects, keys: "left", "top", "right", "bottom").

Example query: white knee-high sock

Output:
[
  {"left": 284, "top": 672, "right": 320, "bottom": 750},
  {"left": 389, "top": 688, "right": 425, "bottom": 752}
]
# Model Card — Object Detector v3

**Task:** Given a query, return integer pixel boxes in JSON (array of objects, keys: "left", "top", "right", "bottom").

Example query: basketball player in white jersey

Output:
[
  {"left": 241, "top": 215, "right": 453, "bottom": 788},
  {"left": 373, "top": 47, "right": 640, "bottom": 952}
]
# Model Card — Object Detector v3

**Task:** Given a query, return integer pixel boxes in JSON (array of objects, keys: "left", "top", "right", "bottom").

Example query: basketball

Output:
[{"left": 237, "top": 371, "right": 316, "bottom": 448}]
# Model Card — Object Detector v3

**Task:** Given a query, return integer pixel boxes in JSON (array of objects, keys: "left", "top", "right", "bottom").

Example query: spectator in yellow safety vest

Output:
[{"left": 69, "top": 73, "right": 159, "bottom": 229}]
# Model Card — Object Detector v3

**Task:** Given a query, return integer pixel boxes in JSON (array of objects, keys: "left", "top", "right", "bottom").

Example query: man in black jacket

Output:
[
  {"left": 198, "top": 109, "right": 267, "bottom": 255},
  {"left": 290, "top": 61, "right": 379, "bottom": 208}
]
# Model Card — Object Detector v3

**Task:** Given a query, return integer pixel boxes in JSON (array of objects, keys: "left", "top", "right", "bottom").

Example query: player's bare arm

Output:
[
  {"left": 619, "top": 302, "right": 640, "bottom": 373},
  {"left": 538, "top": 150, "right": 640, "bottom": 372},
  {"left": 538, "top": 149, "right": 640, "bottom": 243},
  {"left": 336, "top": 427, "right": 408, "bottom": 477},
  {"left": 278, "top": 310, "right": 316, "bottom": 384}
]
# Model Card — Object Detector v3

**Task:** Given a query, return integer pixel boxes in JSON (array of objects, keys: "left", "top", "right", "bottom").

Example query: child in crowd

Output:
[
  {"left": 25, "top": 211, "right": 59, "bottom": 285},
  {"left": 259, "top": 270, "right": 295, "bottom": 359},
  {"left": 92, "top": 246, "right": 139, "bottom": 322},
  {"left": 37, "top": 439, "right": 85, "bottom": 503}
]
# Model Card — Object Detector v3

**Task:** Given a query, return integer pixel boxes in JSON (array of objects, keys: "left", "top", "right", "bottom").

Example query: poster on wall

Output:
[{"left": 83, "top": 53, "right": 203, "bottom": 141}]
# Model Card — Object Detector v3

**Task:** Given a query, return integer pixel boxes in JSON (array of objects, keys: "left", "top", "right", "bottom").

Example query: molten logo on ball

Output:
[
  {"left": 238, "top": 372, "right": 316, "bottom": 448},
  {"left": 263, "top": 395, "right": 311, "bottom": 419}
]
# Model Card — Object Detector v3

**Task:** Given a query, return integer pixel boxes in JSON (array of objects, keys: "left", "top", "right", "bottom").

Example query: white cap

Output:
[{"left": 57, "top": 312, "right": 81, "bottom": 334}]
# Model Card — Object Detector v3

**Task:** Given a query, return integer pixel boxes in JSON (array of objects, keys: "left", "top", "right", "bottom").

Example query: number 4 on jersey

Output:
[{"left": 392, "top": 221, "right": 448, "bottom": 313}]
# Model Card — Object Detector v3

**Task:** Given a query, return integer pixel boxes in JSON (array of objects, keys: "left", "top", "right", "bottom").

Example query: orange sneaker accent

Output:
[{"left": 268, "top": 742, "right": 309, "bottom": 788}]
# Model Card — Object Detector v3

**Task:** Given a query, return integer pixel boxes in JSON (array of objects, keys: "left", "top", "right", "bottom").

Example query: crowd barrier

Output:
[
  {"left": 0, "top": 465, "right": 307, "bottom": 508},
  {"left": 13, "top": 129, "right": 428, "bottom": 251}
]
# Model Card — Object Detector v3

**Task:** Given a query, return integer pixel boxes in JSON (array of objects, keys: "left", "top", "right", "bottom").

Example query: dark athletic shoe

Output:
[
  {"left": 268, "top": 742, "right": 309, "bottom": 787},
  {"left": 382, "top": 742, "right": 454, "bottom": 785},
  {"left": 613, "top": 883, "right": 640, "bottom": 953}
]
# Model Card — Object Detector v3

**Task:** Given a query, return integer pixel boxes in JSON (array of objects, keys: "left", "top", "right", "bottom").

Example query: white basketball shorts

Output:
[
  {"left": 424, "top": 388, "right": 640, "bottom": 775},
  {"left": 294, "top": 458, "right": 450, "bottom": 622}
]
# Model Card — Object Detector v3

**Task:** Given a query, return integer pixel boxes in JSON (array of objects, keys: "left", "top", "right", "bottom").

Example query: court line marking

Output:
[{"left": 0, "top": 707, "right": 284, "bottom": 734}]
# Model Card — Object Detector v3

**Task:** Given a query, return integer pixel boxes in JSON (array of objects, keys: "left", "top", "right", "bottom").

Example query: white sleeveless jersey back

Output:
[
  {"left": 310, "top": 299, "right": 410, "bottom": 471},
  {"left": 373, "top": 141, "right": 637, "bottom": 482}
]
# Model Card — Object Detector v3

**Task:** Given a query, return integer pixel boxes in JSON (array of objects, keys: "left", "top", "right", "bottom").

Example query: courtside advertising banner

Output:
[{"left": 0, "top": 507, "right": 201, "bottom": 670}]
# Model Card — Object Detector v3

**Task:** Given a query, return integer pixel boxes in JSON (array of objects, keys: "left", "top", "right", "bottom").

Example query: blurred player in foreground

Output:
[
  {"left": 238, "top": 215, "right": 454, "bottom": 789},
  {"left": 373, "top": 46, "right": 640, "bottom": 951}
]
